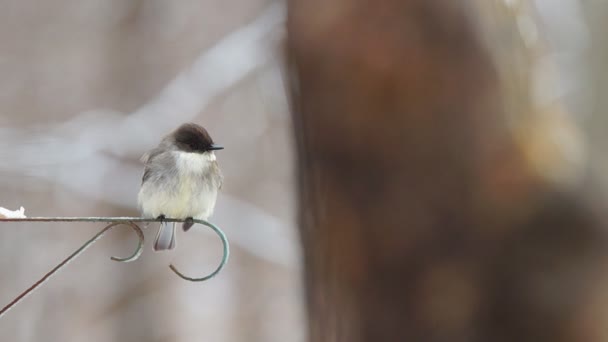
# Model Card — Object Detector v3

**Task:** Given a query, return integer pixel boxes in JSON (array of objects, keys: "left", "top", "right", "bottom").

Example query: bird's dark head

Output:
[{"left": 171, "top": 123, "right": 223, "bottom": 153}]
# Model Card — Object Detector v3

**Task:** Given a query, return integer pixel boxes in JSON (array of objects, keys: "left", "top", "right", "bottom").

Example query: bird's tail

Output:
[{"left": 154, "top": 221, "right": 176, "bottom": 251}]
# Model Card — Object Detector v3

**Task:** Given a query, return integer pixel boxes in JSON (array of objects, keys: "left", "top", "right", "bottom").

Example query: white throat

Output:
[{"left": 175, "top": 151, "right": 215, "bottom": 172}]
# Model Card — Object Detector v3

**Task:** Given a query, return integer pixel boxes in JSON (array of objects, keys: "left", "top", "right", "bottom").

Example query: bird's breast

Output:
[{"left": 139, "top": 151, "right": 219, "bottom": 219}]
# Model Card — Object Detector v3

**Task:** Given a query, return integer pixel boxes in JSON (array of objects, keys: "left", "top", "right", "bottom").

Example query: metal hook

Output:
[
  {"left": 169, "top": 219, "right": 230, "bottom": 282},
  {"left": 0, "top": 216, "right": 231, "bottom": 318},
  {"left": 0, "top": 220, "right": 144, "bottom": 318}
]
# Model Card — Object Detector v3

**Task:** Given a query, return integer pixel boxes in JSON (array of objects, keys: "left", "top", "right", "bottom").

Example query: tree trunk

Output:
[{"left": 287, "top": 1, "right": 608, "bottom": 341}]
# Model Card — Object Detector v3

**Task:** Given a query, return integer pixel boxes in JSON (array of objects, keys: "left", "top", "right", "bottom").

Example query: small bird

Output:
[{"left": 138, "top": 123, "right": 224, "bottom": 251}]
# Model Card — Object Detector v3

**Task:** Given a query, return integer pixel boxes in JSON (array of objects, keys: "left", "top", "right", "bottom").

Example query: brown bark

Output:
[{"left": 287, "top": 1, "right": 608, "bottom": 341}]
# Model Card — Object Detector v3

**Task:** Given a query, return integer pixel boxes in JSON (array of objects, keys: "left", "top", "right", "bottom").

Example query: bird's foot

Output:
[{"left": 183, "top": 217, "right": 194, "bottom": 231}]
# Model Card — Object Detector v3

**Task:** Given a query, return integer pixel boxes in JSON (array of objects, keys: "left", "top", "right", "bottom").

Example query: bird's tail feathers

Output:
[{"left": 154, "top": 221, "right": 176, "bottom": 251}]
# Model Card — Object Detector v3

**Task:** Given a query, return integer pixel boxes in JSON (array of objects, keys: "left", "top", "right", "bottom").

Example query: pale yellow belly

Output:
[{"left": 138, "top": 173, "right": 217, "bottom": 219}]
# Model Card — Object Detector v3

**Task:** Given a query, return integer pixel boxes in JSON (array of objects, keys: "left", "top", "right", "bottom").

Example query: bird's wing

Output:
[
  {"left": 142, "top": 165, "right": 152, "bottom": 184},
  {"left": 140, "top": 146, "right": 163, "bottom": 163},
  {"left": 140, "top": 147, "right": 165, "bottom": 184},
  {"left": 140, "top": 152, "right": 151, "bottom": 164},
  {"left": 211, "top": 161, "right": 224, "bottom": 190}
]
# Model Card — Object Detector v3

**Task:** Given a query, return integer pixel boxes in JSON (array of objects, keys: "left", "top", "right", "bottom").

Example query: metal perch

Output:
[{"left": 0, "top": 217, "right": 230, "bottom": 318}]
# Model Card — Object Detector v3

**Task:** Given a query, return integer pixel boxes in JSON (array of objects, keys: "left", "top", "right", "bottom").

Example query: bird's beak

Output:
[{"left": 208, "top": 144, "right": 224, "bottom": 151}]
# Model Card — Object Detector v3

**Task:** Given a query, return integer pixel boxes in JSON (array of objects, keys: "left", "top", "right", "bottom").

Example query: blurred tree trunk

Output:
[{"left": 287, "top": 1, "right": 608, "bottom": 341}]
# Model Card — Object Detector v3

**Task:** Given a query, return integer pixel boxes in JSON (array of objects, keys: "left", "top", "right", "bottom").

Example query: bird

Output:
[{"left": 137, "top": 123, "right": 224, "bottom": 251}]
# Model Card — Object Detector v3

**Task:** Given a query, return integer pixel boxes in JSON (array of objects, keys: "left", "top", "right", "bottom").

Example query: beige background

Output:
[
  {"left": 0, "top": 1, "right": 305, "bottom": 341},
  {"left": 0, "top": 0, "right": 606, "bottom": 341}
]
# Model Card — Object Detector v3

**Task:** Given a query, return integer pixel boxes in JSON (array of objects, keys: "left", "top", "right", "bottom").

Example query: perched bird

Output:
[{"left": 138, "top": 123, "right": 224, "bottom": 251}]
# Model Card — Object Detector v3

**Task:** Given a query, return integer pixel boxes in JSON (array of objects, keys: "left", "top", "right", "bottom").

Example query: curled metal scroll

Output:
[{"left": 169, "top": 219, "right": 230, "bottom": 282}]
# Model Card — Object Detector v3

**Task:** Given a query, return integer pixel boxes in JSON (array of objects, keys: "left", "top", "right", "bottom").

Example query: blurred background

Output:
[
  {"left": 0, "top": 1, "right": 303, "bottom": 341},
  {"left": 0, "top": 0, "right": 606, "bottom": 341}
]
